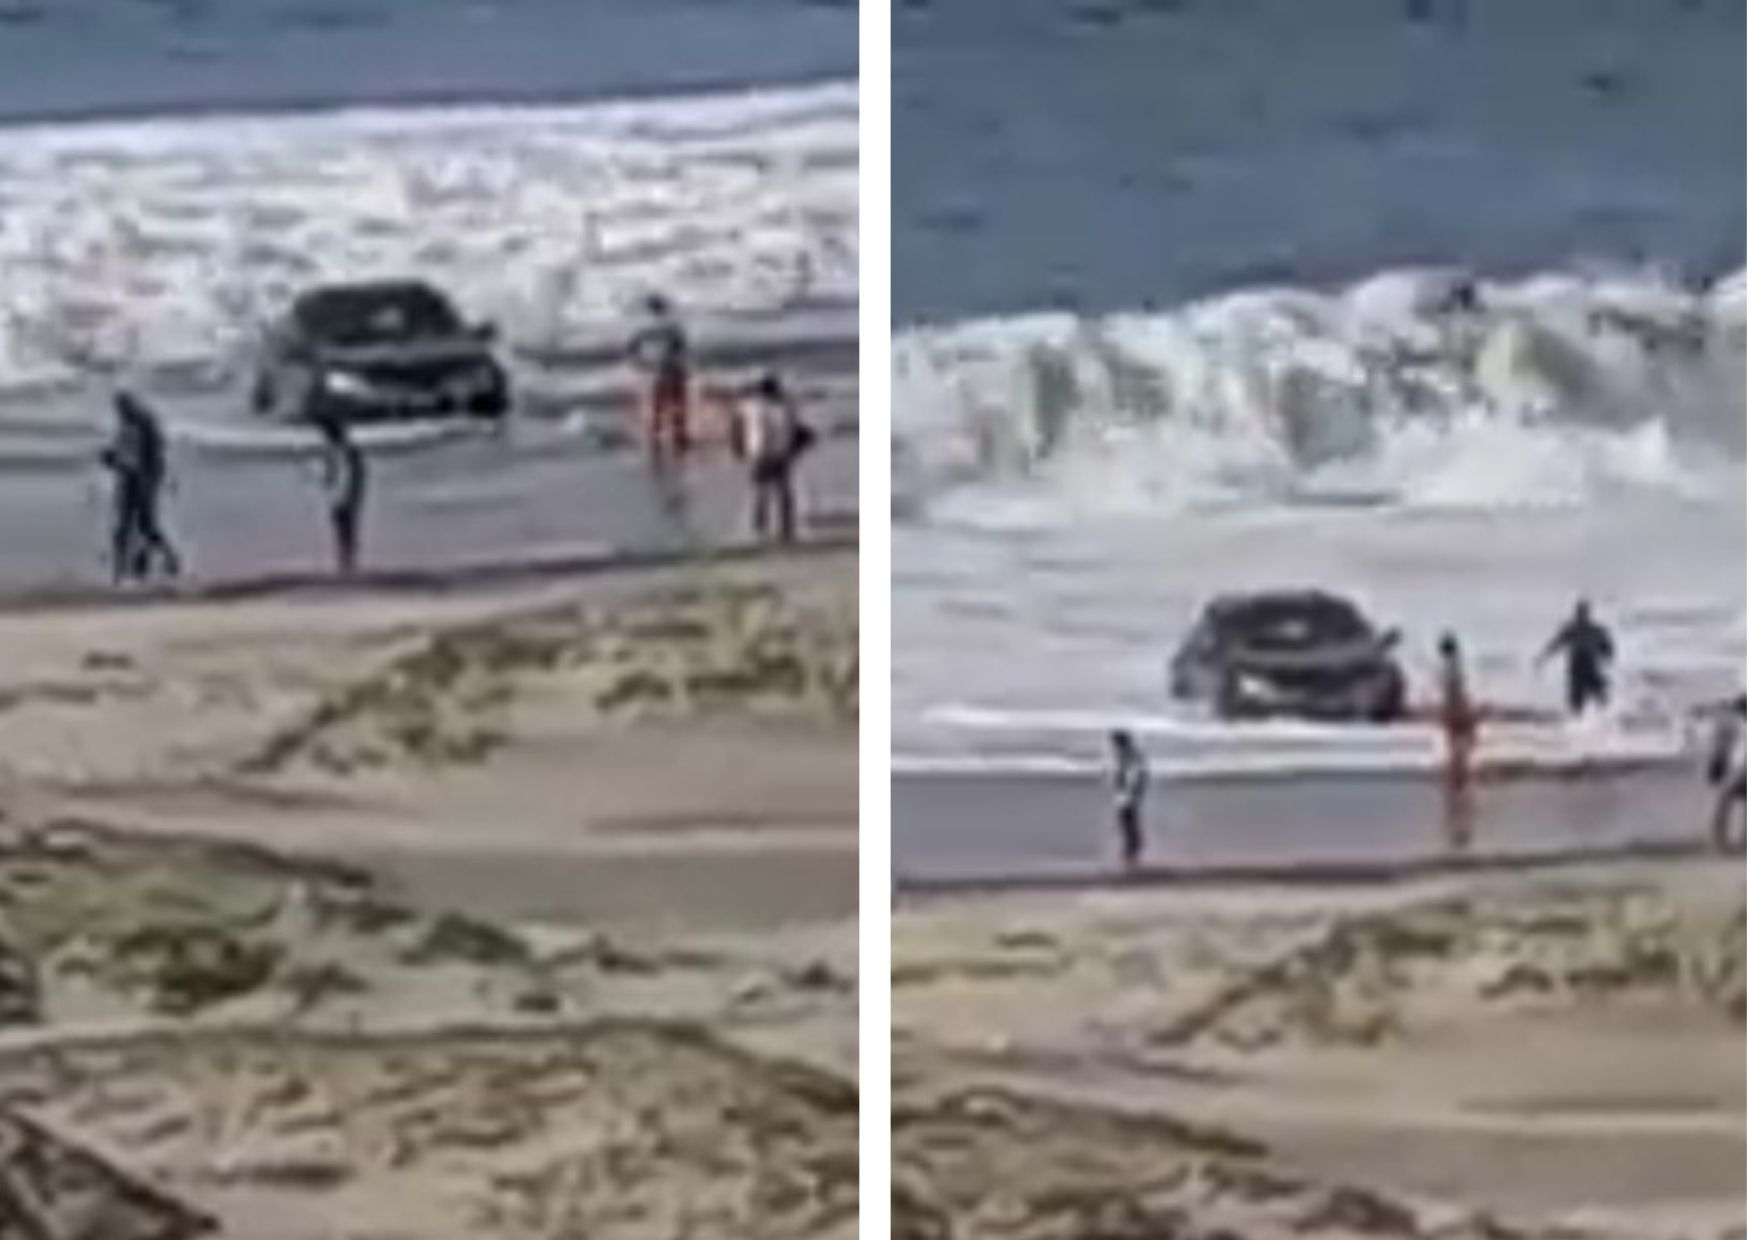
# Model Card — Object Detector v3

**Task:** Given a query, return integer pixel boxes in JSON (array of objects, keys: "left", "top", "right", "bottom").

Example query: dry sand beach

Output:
[
  {"left": 894, "top": 859, "right": 1744, "bottom": 1240},
  {"left": 0, "top": 546, "right": 857, "bottom": 1239}
]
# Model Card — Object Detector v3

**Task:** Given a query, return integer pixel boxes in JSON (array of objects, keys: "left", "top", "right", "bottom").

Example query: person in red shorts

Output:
[{"left": 628, "top": 293, "right": 691, "bottom": 467}]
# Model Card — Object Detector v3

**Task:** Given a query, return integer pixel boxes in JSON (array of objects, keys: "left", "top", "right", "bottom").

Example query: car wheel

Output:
[
  {"left": 472, "top": 365, "right": 510, "bottom": 419},
  {"left": 1371, "top": 671, "right": 1408, "bottom": 723}
]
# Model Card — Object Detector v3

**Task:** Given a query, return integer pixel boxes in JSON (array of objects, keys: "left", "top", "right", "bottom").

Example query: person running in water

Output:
[
  {"left": 628, "top": 293, "right": 691, "bottom": 467},
  {"left": 1706, "top": 694, "right": 1745, "bottom": 853},
  {"left": 1538, "top": 599, "right": 1615, "bottom": 716},
  {"left": 99, "top": 391, "right": 180, "bottom": 584},
  {"left": 1109, "top": 729, "right": 1149, "bottom": 872},
  {"left": 316, "top": 416, "right": 367, "bottom": 575},
  {"left": 736, "top": 372, "right": 815, "bottom": 544},
  {"left": 1436, "top": 633, "right": 1479, "bottom": 848}
]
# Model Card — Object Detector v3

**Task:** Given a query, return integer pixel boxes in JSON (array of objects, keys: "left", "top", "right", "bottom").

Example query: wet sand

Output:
[
  {"left": 0, "top": 360, "right": 857, "bottom": 590},
  {"left": 895, "top": 763, "right": 1713, "bottom": 886}
]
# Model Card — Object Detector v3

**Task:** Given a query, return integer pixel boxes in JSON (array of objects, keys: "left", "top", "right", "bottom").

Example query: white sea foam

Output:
[
  {"left": 898, "top": 699, "right": 1697, "bottom": 783},
  {"left": 0, "top": 80, "right": 857, "bottom": 408}
]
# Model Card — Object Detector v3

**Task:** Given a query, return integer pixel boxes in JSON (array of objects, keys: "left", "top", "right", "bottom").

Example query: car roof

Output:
[
  {"left": 292, "top": 279, "right": 449, "bottom": 309},
  {"left": 1199, "top": 591, "right": 1376, "bottom": 634},
  {"left": 1206, "top": 589, "right": 1360, "bottom": 615}
]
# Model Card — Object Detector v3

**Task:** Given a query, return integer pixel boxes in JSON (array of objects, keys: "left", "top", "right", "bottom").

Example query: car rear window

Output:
[{"left": 294, "top": 284, "right": 460, "bottom": 346}]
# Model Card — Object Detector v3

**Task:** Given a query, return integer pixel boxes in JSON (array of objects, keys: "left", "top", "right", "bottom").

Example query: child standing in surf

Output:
[
  {"left": 1437, "top": 633, "right": 1479, "bottom": 849},
  {"left": 316, "top": 416, "right": 367, "bottom": 576},
  {"left": 1108, "top": 729, "right": 1149, "bottom": 871}
]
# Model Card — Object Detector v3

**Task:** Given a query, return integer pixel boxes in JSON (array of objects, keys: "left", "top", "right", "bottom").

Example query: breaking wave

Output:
[
  {"left": 0, "top": 79, "right": 856, "bottom": 400},
  {"left": 893, "top": 266, "right": 1745, "bottom": 520}
]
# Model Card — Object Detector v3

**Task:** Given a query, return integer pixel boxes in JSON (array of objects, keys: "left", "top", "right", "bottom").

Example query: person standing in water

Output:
[
  {"left": 627, "top": 293, "right": 691, "bottom": 467},
  {"left": 316, "top": 416, "right": 367, "bottom": 576},
  {"left": 1706, "top": 694, "right": 1745, "bottom": 853},
  {"left": 736, "top": 372, "right": 815, "bottom": 544},
  {"left": 1436, "top": 632, "right": 1479, "bottom": 848},
  {"left": 99, "top": 391, "right": 180, "bottom": 584},
  {"left": 1538, "top": 600, "right": 1615, "bottom": 716},
  {"left": 1109, "top": 729, "right": 1149, "bottom": 872}
]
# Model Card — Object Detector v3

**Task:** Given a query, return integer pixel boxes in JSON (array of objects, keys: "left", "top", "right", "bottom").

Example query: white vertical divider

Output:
[{"left": 857, "top": 0, "right": 893, "bottom": 1229}]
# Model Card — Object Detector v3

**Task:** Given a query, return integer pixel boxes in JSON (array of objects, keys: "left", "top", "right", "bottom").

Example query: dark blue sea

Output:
[
  {"left": 895, "top": 0, "right": 1742, "bottom": 322},
  {"left": 0, "top": 0, "right": 855, "bottom": 121}
]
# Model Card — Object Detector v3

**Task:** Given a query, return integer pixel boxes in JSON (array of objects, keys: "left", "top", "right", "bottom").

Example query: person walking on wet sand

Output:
[
  {"left": 628, "top": 293, "right": 691, "bottom": 468},
  {"left": 316, "top": 416, "right": 367, "bottom": 575},
  {"left": 735, "top": 372, "right": 815, "bottom": 544},
  {"left": 1437, "top": 633, "right": 1479, "bottom": 848},
  {"left": 1538, "top": 599, "right": 1615, "bottom": 717},
  {"left": 100, "top": 390, "right": 181, "bottom": 584},
  {"left": 1706, "top": 694, "right": 1745, "bottom": 853},
  {"left": 1109, "top": 729, "right": 1148, "bottom": 871}
]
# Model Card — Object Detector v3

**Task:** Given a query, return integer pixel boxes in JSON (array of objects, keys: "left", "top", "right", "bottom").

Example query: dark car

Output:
[
  {"left": 1170, "top": 590, "right": 1408, "bottom": 722},
  {"left": 251, "top": 280, "right": 509, "bottom": 424}
]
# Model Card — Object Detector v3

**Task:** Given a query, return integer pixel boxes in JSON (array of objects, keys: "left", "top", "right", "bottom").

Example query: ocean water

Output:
[
  {"left": 0, "top": 0, "right": 854, "bottom": 123},
  {"left": 892, "top": 0, "right": 1744, "bottom": 777},
  {"left": 0, "top": 0, "right": 858, "bottom": 580}
]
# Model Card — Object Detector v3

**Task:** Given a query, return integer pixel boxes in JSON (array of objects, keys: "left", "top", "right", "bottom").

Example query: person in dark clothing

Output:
[
  {"left": 102, "top": 445, "right": 144, "bottom": 586},
  {"left": 99, "top": 391, "right": 180, "bottom": 584},
  {"left": 1109, "top": 729, "right": 1148, "bottom": 872},
  {"left": 1707, "top": 694, "right": 1746, "bottom": 853},
  {"left": 1437, "top": 274, "right": 1482, "bottom": 316},
  {"left": 128, "top": 403, "right": 179, "bottom": 580},
  {"left": 1538, "top": 600, "right": 1616, "bottom": 716},
  {"left": 316, "top": 416, "right": 367, "bottom": 575}
]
